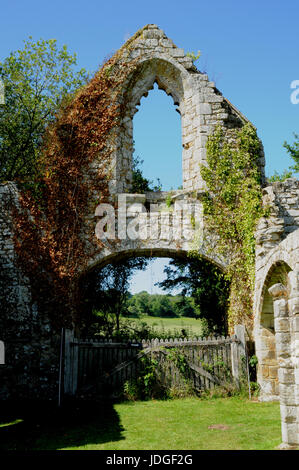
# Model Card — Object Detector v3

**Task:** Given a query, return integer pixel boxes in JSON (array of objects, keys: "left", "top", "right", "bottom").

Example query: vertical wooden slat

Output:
[{"left": 71, "top": 336, "right": 244, "bottom": 398}]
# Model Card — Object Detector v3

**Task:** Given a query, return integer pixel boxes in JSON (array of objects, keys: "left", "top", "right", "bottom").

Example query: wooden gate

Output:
[{"left": 63, "top": 325, "right": 247, "bottom": 397}]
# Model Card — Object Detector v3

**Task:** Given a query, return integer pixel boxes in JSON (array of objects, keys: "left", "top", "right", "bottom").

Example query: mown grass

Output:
[
  {"left": 0, "top": 397, "right": 281, "bottom": 451},
  {"left": 128, "top": 315, "right": 204, "bottom": 337}
]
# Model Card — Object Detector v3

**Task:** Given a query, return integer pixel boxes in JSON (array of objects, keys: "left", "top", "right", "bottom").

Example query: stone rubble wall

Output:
[
  {"left": 255, "top": 178, "right": 299, "bottom": 260},
  {"left": 0, "top": 183, "right": 60, "bottom": 400},
  {"left": 254, "top": 178, "right": 299, "bottom": 447},
  {"left": 254, "top": 179, "right": 299, "bottom": 401}
]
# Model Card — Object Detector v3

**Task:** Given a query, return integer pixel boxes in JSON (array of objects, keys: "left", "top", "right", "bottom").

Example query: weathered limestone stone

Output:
[
  {"left": 0, "top": 183, "right": 60, "bottom": 400},
  {"left": 254, "top": 180, "right": 299, "bottom": 447},
  {"left": 105, "top": 24, "right": 265, "bottom": 194},
  {"left": 268, "top": 283, "right": 288, "bottom": 299}
]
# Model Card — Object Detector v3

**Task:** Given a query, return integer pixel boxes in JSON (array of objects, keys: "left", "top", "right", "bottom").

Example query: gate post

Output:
[
  {"left": 64, "top": 329, "right": 78, "bottom": 396},
  {"left": 231, "top": 325, "right": 246, "bottom": 386},
  {"left": 235, "top": 324, "right": 246, "bottom": 360}
]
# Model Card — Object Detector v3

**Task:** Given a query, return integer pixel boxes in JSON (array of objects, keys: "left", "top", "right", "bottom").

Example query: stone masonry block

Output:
[
  {"left": 278, "top": 367, "right": 295, "bottom": 384},
  {"left": 274, "top": 299, "right": 288, "bottom": 318},
  {"left": 274, "top": 317, "right": 290, "bottom": 332},
  {"left": 279, "top": 383, "right": 296, "bottom": 405},
  {"left": 281, "top": 422, "right": 299, "bottom": 445},
  {"left": 269, "top": 365, "right": 279, "bottom": 379},
  {"left": 291, "top": 316, "right": 299, "bottom": 333},
  {"left": 280, "top": 405, "right": 298, "bottom": 423},
  {"left": 289, "top": 298, "right": 299, "bottom": 316},
  {"left": 171, "top": 48, "right": 185, "bottom": 58},
  {"left": 199, "top": 103, "right": 212, "bottom": 115}
]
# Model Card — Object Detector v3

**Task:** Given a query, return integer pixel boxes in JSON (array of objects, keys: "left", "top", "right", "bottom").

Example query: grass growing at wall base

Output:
[{"left": 0, "top": 397, "right": 281, "bottom": 450}]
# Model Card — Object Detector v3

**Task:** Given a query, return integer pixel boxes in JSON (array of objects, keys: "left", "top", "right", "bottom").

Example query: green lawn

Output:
[
  {"left": 128, "top": 315, "right": 204, "bottom": 337},
  {"left": 0, "top": 397, "right": 282, "bottom": 450}
]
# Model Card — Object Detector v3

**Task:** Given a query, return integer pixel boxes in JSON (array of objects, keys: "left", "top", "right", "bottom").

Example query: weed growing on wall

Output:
[
  {"left": 12, "top": 41, "right": 143, "bottom": 328},
  {"left": 199, "top": 123, "right": 265, "bottom": 333}
]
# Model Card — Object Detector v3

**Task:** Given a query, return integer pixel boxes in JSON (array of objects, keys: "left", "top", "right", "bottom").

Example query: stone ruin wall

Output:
[
  {"left": 256, "top": 178, "right": 299, "bottom": 258},
  {"left": 254, "top": 178, "right": 299, "bottom": 447},
  {"left": 106, "top": 24, "right": 266, "bottom": 195},
  {"left": 0, "top": 183, "right": 60, "bottom": 400},
  {"left": 0, "top": 24, "right": 265, "bottom": 402},
  {"left": 0, "top": 23, "right": 298, "bottom": 448},
  {"left": 254, "top": 178, "right": 299, "bottom": 401},
  {"left": 0, "top": 25, "right": 282, "bottom": 405}
]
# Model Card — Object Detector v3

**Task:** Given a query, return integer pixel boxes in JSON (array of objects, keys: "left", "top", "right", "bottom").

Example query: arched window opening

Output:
[
  {"left": 258, "top": 261, "right": 291, "bottom": 401},
  {"left": 133, "top": 83, "right": 182, "bottom": 192}
]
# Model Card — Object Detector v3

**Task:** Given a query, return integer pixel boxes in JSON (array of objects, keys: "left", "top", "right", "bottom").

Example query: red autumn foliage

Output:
[{"left": 12, "top": 54, "right": 139, "bottom": 329}]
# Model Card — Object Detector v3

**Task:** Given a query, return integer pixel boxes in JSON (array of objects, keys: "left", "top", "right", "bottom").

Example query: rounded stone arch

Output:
[
  {"left": 82, "top": 245, "right": 227, "bottom": 278},
  {"left": 255, "top": 259, "right": 292, "bottom": 401},
  {"left": 77, "top": 245, "right": 228, "bottom": 320},
  {"left": 109, "top": 54, "right": 192, "bottom": 194},
  {"left": 85, "top": 247, "right": 189, "bottom": 274}
]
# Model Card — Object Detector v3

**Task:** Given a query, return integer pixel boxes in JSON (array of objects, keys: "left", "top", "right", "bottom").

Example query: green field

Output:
[
  {"left": 0, "top": 397, "right": 282, "bottom": 450},
  {"left": 127, "top": 315, "right": 204, "bottom": 337}
]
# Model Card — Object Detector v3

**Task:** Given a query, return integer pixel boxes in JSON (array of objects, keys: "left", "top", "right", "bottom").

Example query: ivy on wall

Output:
[
  {"left": 12, "top": 43, "right": 142, "bottom": 329},
  {"left": 199, "top": 123, "right": 265, "bottom": 332}
]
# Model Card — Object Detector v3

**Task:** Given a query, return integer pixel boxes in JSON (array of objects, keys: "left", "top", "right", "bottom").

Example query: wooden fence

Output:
[{"left": 63, "top": 325, "right": 247, "bottom": 398}]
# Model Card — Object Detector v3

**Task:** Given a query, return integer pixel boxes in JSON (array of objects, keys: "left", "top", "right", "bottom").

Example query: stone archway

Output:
[
  {"left": 0, "top": 24, "right": 266, "bottom": 402},
  {"left": 254, "top": 228, "right": 299, "bottom": 448},
  {"left": 100, "top": 24, "right": 265, "bottom": 196},
  {"left": 77, "top": 243, "right": 230, "bottom": 342},
  {"left": 255, "top": 261, "right": 292, "bottom": 402},
  {"left": 83, "top": 24, "right": 266, "bottom": 293}
]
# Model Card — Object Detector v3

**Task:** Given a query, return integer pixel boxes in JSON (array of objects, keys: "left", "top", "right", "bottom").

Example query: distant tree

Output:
[
  {"left": 266, "top": 133, "right": 299, "bottom": 183},
  {"left": 149, "top": 294, "right": 176, "bottom": 318},
  {"left": 157, "top": 257, "right": 230, "bottom": 335},
  {"left": 0, "top": 37, "right": 89, "bottom": 182},
  {"left": 129, "top": 291, "right": 152, "bottom": 316},
  {"left": 283, "top": 132, "right": 299, "bottom": 173},
  {"left": 131, "top": 155, "right": 162, "bottom": 192},
  {"left": 80, "top": 258, "right": 148, "bottom": 333},
  {"left": 173, "top": 295, "right": 198, "bottom": 318},
  {"left": 127, "top": 292, "right": 198, "bottom": 319}
]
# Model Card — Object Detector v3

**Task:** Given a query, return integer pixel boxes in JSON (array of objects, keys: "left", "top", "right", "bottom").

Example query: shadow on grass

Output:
[{"left": 0, "top": 397, "right": 125, "bottom": 450}]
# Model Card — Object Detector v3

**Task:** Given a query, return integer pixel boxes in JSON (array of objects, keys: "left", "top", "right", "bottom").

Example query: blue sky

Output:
[{"left": 1, "top": 0, "right": 298, "bottom": 293}]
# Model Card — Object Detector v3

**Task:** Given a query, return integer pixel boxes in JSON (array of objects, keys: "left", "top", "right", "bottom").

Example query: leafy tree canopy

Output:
[
  {"left": 0, "top": 37, "right": 89, "bottom": 182},
  {"left": 157, "top": 257, "right": 230, "bottom": 335},
  {"left": 267, "top": 132, "right": 299, "bottom": 182},
  {"left": 131, "top": 155, "right": 162, "bottom": 192},
  {"left": 283, "top": 132, "right": 299, "bottom": 173},
  {"left": 80, "top": 257, "right": 148, "bottom": 333}
]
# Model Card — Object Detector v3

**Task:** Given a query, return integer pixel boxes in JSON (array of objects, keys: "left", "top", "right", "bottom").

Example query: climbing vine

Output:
[
  {"left": 11, "top": 36, "right": 145, "bottom": 329},
  {"left": 199, "top": 123, "right": 265, "bottom": 332}
]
